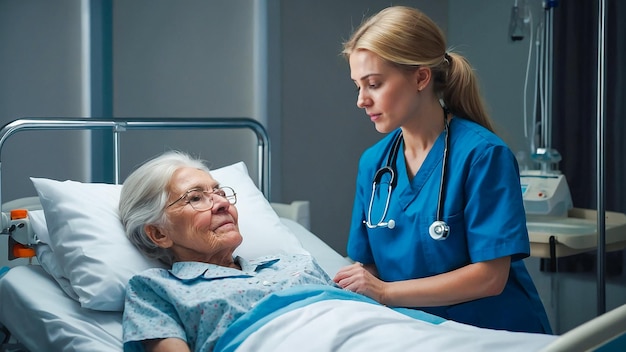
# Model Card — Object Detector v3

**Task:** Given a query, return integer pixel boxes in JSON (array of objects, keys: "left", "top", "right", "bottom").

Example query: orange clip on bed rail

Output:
[
  {"left": 10, "top": 209, "right": 28, "bottom": 220},
  {"left": 8, "top": 209, "right": 36, "bottom": 258},
  {"left": 12, "top": 243, "right": 35, "bottom": 258}
]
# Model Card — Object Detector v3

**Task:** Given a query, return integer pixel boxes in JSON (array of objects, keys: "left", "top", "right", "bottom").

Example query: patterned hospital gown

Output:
[{"left": 123, "top": 254, "right": 334, "bottom": 352}]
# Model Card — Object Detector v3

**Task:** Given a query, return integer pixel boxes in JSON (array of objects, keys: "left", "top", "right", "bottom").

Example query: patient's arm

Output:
[{"left": 144, "top": 338, "right": 191, "bottom": 352}]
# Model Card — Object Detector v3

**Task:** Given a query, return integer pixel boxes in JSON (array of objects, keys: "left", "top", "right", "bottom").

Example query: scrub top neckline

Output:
[{"left": 395, "top": 121, "right": 451, "bottom": 210}]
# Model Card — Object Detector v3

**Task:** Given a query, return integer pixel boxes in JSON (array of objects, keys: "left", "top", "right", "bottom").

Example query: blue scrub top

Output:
[{"left": 348, "top": 117, "right": 552, "bottom": 334}]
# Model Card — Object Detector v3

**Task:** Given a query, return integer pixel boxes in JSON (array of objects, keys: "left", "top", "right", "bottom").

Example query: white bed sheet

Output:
[
  {"left": 0, "top": 265, "right": 122, "bottom": 351},
  {"left": 0, "top": 218, "right": 350, "bottom": 351},
  {"left": 233, "top": 299, "right": 557, "bottom": 352}
]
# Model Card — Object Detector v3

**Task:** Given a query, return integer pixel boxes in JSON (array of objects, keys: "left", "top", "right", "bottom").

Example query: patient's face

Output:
[{"left": 160, "top": 167, "right": 242, "bottom": 264}]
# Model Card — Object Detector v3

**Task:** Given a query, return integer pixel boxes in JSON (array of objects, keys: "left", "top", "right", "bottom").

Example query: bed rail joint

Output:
[{"left": 113, "top": 122, "right": 127, "bottom": 132}]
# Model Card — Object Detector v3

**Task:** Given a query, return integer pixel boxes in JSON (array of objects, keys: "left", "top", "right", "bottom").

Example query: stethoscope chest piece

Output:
[{"left": 429, "top": 220, "right": 450, "bottom": 240}]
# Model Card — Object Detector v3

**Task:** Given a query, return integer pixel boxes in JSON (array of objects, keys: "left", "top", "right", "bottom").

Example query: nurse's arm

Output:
[{"left": 380, "top": 256, "right": 510, "bottom": 308}]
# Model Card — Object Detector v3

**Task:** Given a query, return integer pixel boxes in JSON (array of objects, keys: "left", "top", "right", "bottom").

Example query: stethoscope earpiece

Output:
[{"left": 429, "top": 220, "right": 450, "bottom": 240}]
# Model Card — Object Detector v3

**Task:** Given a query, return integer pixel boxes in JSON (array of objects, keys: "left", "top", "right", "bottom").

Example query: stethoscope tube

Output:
[
  {"left": 363, "top": 133, "right": 402, "bottom": 229},
  {"left": 364, "top": 180, "right": 395, "bottom": 229},
  {"left": 429, "top": 115, "right": 450, "bottom": 240},
  {"left": 364, "top": 108, "right": 450, "bottom": 240}
]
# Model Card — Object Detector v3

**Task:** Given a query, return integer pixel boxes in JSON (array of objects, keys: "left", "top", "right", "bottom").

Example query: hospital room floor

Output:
[{"left": 525, "top": 250, "right": 626, "bottom": 334}]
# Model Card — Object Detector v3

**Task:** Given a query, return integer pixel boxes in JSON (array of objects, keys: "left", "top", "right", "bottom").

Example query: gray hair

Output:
[{"left": 119, "top": 151, "right": 210, "bottom": 266}]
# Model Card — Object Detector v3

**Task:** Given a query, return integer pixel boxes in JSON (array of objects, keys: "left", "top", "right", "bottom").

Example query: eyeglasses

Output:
[{"left": 167, "top": 186, "right": 237, "bottom": 211}]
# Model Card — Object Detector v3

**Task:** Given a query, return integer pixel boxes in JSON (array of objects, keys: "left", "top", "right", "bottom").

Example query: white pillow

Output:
[
  {"left": 31, "top": 161, "right": 307, "bottom": 312},
  {"left": 210, "top": 163, "right": 308, "bottom": 259},
  {"left": 28, "top": 209, "right": 50, "bottom": 244},
  {"left": 27, "top": 210, "right": 80, "bottom": 299},
  {"left": 34, "top": 243, "right": 80, "bottom": 301}
]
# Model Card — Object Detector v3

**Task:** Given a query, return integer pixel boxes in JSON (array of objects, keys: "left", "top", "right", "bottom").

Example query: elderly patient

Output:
[{"left": 119, "top": 151, "right": 333, "bottom": 352}]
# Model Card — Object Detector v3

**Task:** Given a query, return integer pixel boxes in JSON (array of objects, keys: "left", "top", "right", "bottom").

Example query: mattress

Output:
[{"left": 0, "top": 265, "right": 122, "bottom": 351}]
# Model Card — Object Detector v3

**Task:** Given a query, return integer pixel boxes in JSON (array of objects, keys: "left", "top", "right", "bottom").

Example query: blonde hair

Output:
[{"left": 343, "top": 6, "right": 494, "bottom": 132}]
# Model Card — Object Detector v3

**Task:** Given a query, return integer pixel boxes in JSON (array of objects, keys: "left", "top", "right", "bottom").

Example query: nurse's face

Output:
[
  {"left": 349, "top": 49, "right": 421, "bottom": 133},
  {"left": 156, "top": 167, "right": 242, "bottom": 264}
]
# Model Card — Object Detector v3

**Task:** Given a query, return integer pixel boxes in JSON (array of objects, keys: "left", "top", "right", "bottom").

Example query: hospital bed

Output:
[{"left": 0, "top": 117, "right": 623, "bottom": 352}]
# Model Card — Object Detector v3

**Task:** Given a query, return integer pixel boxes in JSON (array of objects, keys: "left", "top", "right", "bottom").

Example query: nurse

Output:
[{"left": 332, "top": 6, "right": 552, "bottom": 334}]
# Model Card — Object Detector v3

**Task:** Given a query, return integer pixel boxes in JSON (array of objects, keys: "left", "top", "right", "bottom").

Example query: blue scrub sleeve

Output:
[
  {"left": 463, "top": 144, "right": 530, "bottom": 263},
  {"left": 347, "top": 154, "right": 377, "bottom": 264}
]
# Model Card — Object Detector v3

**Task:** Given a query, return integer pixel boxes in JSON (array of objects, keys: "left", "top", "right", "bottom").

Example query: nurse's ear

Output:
[{"left": 415, "top": 66, "right": 432, "bottom": 92}]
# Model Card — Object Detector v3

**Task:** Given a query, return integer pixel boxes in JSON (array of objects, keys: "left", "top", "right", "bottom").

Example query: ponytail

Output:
[{"left": 440, "top": 52, "right": 494, "bottom": 132}]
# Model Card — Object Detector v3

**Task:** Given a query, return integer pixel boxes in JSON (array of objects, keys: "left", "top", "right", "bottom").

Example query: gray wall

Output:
[
  {"left": 111, "top": 0, "right": 261, "bottom": 180},
  {"left": 0, "top": 0, "right": 88, "bottom": 200},
  {"left": 0, "top": 0, "right": 89, "bottom": 267}
]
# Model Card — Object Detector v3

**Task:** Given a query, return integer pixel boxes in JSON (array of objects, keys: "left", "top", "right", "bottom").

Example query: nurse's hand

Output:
[{"left": 333, "top": 262, "right": 386, "bottom": 303}]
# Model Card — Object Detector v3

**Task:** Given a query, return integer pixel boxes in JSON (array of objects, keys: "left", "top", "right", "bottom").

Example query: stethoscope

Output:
[{"left": 363, "top": 109, "right": 451, "bottom": 240}]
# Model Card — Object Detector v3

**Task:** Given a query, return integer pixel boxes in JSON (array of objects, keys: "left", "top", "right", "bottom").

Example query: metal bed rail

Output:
[{"left": 0, "top": 117, "right": 271, "bottom": 208}]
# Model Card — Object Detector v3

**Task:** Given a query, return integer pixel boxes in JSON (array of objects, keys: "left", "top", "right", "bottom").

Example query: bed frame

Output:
[
  {"left": 0, "top": 117, "right": 271, "bottom": 206},
  {"left": 0, "top": 117, "right": 281, "bottom": 253},
  {"left": 540, "top": 302, "right": 626, "bottom": 351}
]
